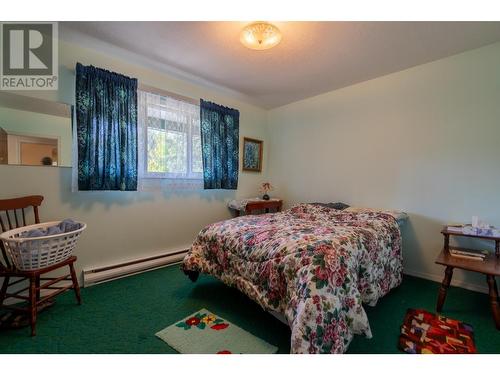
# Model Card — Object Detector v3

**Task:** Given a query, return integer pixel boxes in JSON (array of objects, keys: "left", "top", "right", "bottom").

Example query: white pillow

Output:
[{"left": 344, "top": 206, "right": 408, "bottom": 222}]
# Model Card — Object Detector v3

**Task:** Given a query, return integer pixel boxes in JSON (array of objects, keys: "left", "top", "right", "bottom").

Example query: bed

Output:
[{"left": 181, "top": 203, "right": 407, "bottom": 353}]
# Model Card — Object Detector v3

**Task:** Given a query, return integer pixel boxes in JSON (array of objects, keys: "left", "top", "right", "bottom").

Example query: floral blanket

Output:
[{"left": 182, "top": 204, "right": 403, "bottom": 353}]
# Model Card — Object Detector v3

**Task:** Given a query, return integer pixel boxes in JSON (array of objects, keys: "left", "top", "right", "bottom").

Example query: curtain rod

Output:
[
  {"left": 70, "top": 67, "right": 200, "bottom": 105},
  {"left": 138, "top": 83, "right": 200, "bottom": 106}
]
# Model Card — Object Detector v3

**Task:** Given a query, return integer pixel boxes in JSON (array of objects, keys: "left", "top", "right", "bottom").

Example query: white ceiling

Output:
[{"left": 62, "top": 22, "right": 500, "bottom": 109}]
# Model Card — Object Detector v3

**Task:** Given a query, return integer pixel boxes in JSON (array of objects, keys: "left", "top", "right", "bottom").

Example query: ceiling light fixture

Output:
[{"left": 240, "top": 22, "right": 282, "bottom": 50}]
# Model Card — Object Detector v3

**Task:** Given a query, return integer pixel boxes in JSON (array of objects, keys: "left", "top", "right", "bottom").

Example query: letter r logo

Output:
[{"left": 2, "top": 23, "right": 53, "bottom": 76}]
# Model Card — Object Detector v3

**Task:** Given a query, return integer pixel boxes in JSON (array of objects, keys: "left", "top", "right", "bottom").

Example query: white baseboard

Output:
[
  {"left": 403, "top": 269, "right": 488, "bottom": 294},
  {"left": 82, "top": 249, "right": 188, "bottom": 287}
]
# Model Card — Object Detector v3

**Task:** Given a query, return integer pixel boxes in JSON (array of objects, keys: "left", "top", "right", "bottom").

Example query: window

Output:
[{"left": 138, "top": 91, "right": 202, "bottom": 183}]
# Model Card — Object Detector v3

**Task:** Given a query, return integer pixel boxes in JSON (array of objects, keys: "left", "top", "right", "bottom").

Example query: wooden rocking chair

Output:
[{"left": 0, "top": 195, "right": 81, "bottom": 336}]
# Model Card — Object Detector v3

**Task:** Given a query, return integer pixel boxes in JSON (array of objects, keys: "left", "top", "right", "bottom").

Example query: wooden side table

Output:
[
  {"left": 228, "top": 198, "right": 283, "bottom": 217},
  {"left": 435, "top": 227, "right": 500, "bottom": 329}
]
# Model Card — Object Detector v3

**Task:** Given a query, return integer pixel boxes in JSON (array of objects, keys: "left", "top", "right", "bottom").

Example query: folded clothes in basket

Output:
[{"left": 20, "top": 219, "right": 82, "bottom": 238}]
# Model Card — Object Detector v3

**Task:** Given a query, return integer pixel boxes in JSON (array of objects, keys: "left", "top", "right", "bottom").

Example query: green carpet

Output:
[{"left": 0, "top": 265, "right": 498, "bottom": 353}]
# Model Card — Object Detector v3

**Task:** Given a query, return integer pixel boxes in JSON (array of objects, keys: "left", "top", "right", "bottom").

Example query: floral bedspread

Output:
[{"left": 182, "top": 204, "right": 403, "bottom": 353}]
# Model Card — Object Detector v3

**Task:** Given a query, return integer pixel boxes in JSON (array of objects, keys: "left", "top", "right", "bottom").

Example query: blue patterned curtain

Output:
[
  {"left": 76, "top": 63, "right": 138, "bottom": 191},
  {"left": 200, "top": 100, "right": 239, "bottom": 189}
]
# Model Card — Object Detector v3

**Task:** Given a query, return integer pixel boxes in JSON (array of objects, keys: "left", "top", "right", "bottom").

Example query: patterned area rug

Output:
[
  {"left": 398, "top": 308, "right": 477, "bottom": 354},
  {"left": 156, "top": 309, "right": 278, "bottom": 354}
]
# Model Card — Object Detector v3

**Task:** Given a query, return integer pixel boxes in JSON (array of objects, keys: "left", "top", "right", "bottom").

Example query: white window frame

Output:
[{"left": 138, "top": 90, "right": 202, "bottom": 182}]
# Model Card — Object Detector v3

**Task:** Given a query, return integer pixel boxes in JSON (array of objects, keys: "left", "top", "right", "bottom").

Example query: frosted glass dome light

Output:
[{"left": 240, "top": 22, "right": 282, "bottom": 50}]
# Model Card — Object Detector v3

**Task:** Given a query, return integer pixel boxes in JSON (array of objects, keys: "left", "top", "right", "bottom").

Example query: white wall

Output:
[
  {"left": 0, "top": 37, "right": 269, "bottom": 276},
  {"left": 267, "top": 42, "right": 500, "bottom": 293}
]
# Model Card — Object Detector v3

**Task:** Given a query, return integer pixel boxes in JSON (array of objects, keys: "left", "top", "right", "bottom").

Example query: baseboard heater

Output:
[{"left": 83, "top": 249, "right": 188, "bottom": 287}]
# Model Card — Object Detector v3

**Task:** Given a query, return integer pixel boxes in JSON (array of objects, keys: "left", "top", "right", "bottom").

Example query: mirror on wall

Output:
[{"left": 0, "top": 92, "right": 73, "bottom": 167}]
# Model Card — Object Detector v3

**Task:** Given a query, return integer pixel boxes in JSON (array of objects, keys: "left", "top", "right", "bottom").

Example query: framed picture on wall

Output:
[{"left": 242, "top": 137, "right": 263, "bottom": 172}]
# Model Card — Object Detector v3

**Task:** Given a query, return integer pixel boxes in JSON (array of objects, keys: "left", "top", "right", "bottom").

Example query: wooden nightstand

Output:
[
  {"left": 228, "top": 198, "right": 283, "bottom": 217},
  {"left": 435, "top": 227, "right": 500, "bottom": 329}
]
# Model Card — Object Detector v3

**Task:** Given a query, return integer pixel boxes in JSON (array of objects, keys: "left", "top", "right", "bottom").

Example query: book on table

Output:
[
  {"left": 446, "top": 225, "right": 463, "bottom": 233},
  {"left": 449, "top": 248, "right": 489, "bottom": 261},
  {"left": 449, "top": 253, "right": 484, "bottom": 261}
]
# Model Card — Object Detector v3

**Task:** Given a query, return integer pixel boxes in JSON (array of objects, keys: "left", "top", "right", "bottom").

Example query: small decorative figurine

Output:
[{"left": 260, "top": 182, "right": 273, "bottom": 200}]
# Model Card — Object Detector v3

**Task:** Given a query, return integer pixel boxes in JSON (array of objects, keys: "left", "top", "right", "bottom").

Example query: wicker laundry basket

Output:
[{"left": 0, "top": 221, "right": 86, "bottom": 271}]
